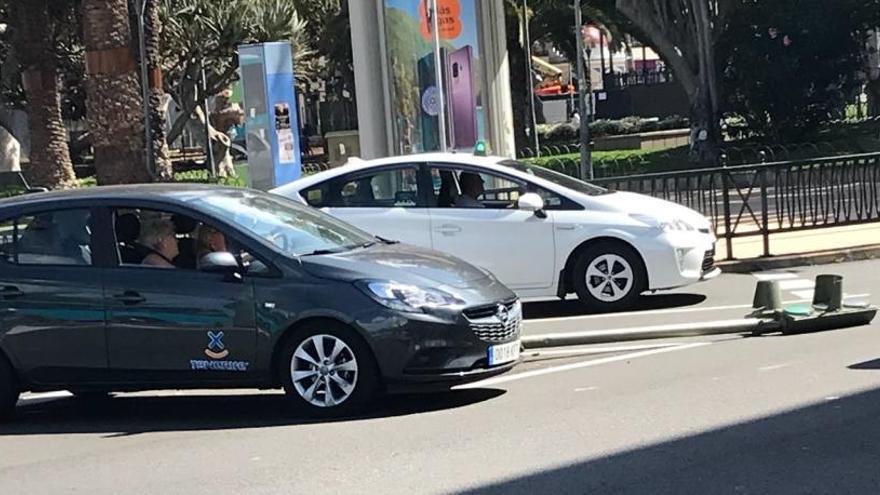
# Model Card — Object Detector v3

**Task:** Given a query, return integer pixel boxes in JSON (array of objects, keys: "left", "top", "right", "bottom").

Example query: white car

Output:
[{"left": 272, "top": 153, "right": 720, "bottom": 311}]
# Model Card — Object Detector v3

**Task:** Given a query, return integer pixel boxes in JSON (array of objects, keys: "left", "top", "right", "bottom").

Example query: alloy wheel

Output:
[
  {"left": 290, "top": 334, "right": 359, "bottom": 408},
  {"left": 585, "top": 254, "right": 634, "bottom": 303}
]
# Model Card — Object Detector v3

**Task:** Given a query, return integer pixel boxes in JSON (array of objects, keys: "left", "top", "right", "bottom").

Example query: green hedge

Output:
[{"left": 537, "top": 115, "right": 689, "bottom": 147}]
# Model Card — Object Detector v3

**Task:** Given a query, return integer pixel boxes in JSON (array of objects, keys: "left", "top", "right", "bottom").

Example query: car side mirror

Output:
[
  {"left": 200, "top": 251, "right": 243, "bottom": 282},
  {"left": 517, "top": 193, "right": 546, "bottom": 218}
]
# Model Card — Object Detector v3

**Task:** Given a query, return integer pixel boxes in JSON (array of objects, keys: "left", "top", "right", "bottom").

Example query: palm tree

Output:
[
  {"left": 9, "top": 0, "right": 77, "bottom": 189},
  {"left": 81, "top": 0, "right": 150, "bottom": 184},
  {"left": 143, "top": 0, "right": 173, "bottom": 179}
]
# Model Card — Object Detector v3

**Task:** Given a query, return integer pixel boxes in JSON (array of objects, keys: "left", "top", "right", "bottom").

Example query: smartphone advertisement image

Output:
[{"left": 383, "top": 0, "right": 485, "bottom": 153}]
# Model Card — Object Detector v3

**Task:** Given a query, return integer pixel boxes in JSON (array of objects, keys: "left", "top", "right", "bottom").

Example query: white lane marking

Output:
[
  {"left": 527, "top": 303, "right": 751, "bottom": 322},
  {"left": 454, "top": 343, "right": 709, "bottom": 389},
  {"left": 791, "top": 290, "right": 815, "bottom": 300},
  {"left": 779, "top": 279, "right": 815, "bottom": 291},
  {"left": 526, "top": 342, "right": 685, "bottom": 357},
  {"left": 18, "top": 391, "right": 72, "bottom": 402},
  {"left": 526, "top": 318, "right": 761, "bottom": 341},
  {"left": 525, "top": 293, "right": 870, "bottom": 323},
  {"left": 753, "top": 272, "right": 798, "bottom": 281},
  {"left": 574, "top": 386, "right": 598, "bottom": 392},
  {"left": 759, "top": 362, "right": 795, "bottom": 372}
]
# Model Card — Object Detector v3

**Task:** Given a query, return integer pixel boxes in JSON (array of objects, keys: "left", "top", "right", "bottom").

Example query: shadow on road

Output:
[
  {"left": 524, "top": 293, "right": 707, "bottom": 320},
  {"left": 1, "top": 389, "right": 504, "bottom": 437},
  {"left": 459, "top": 386, "right": 880, "bottom": 494}
]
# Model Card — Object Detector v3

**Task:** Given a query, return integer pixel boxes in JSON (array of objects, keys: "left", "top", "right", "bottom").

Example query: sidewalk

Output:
[{"left": 718, "top": 222, "right": 880, "bottom": 272}]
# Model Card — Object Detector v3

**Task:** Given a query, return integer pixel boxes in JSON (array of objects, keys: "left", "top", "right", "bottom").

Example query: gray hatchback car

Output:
[{"left": 0, "top": 185, "right": 521, "bottom": 418}]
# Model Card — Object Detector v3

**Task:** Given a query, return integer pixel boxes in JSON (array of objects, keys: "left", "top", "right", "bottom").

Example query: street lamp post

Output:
[
  {"left": 574, "top": 1, "right": 593, "bottom": 180},
  {"left": 428, "top": 0, "right": 448, "bottom": 152},
  {"left": 523, "top": 0, "right": 540, "bottom": 156},
  {"left": 136, "top": 0, "right": 154, "bottom": 178}
]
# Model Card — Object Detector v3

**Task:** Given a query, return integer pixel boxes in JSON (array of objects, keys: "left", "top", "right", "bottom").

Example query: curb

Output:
[
  {"left": 718, "top": 244, "right": 880, "bottom": 274},
  {"left": 521, "top": 318, "right": 769, "bottom": 349}
]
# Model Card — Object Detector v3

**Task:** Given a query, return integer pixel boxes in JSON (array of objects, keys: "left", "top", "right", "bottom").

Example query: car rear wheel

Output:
[
  {"left": 278, "top": 322, "right": 379, "bottom": 418},
  {"left": 0, "top": 355, "right": 19, "bottom": 420},
  {"left": 572, "top": 241, "right": 646, "bottom": 312}
]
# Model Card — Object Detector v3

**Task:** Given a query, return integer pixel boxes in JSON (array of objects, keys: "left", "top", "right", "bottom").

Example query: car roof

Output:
[
  {"left": 0, "top": 183, "right": 247, "bottom": 210},
  {"left": 273, "top": 152, "right": 510, "bottom": 194}
]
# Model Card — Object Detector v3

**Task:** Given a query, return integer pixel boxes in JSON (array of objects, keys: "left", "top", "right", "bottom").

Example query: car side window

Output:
[
  {"left": 430, "top": 167, "right": 524, "bottom": 210},
  {"left": 0, "top": 209, "right": 94, "bottom": 266},
  {"left": 112, "top": 208, "right": 269, "bottom": 274},
  {"left": 304, "top": 167, "right": 421, "bottom": 208}
]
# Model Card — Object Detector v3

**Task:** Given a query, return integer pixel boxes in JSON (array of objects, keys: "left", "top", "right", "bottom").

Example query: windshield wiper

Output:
[
  {"left": 376, "top": 236, "right": 400, "bottom": 245},
  {"left": 301, "top": 247, "right": 348, "bottom": 256}
]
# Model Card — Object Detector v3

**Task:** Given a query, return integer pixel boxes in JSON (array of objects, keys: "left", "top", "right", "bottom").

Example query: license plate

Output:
[{"left": 488, "top": 340, "right": 521, "bottom": 366}]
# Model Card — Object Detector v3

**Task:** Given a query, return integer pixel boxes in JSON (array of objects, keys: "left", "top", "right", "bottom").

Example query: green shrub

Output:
[
  {"left": 173, "top": 170, "right": 247, "bottom": 187},
  {"left": 537, "top": 115, "right": 689, "bottom": 145}
]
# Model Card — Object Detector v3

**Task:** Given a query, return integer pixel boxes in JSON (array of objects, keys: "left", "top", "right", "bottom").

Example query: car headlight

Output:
[
  {"left": 631, "top": 214, "right": 695, "bottom": 232},
  {"left": 357, "top": 280, "right": 466, "bottom": 313}
]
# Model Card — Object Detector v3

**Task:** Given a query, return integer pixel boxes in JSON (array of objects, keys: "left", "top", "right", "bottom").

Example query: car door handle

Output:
[
  {"left": 0, "top": 286, "right": 24, "bottom": 299},
  {"left": 112, "top": 292, "right": 146, "bottom": 305},
  {"left": 434, "top": 224, "right": 462, "bottom": 235}
]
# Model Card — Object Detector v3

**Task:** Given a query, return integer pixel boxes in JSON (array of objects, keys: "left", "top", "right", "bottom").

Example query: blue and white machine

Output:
[{"left": 238, "top": 42, "right": 301, "bottom": 190}]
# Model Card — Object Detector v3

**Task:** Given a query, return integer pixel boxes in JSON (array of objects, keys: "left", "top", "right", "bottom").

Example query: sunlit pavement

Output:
[{"left": 1, "top": 260, "right": 879, "bottom": 494}]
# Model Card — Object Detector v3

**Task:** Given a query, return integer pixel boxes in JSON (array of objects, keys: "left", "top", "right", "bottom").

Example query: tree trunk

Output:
[
  {"left": 867, "top": 80, "right": 880, "bottom": 118},
  {"left": 10, "top": 0, "right": 77, "bottom": 189},
  {"left": 689, "top": 0, "right": 721, "bottom": 165},
  {"left": 81, "top": 0, "right": 151, "bottom": 185},
  {"left": 143, "top": 0, "right": 173, "bottom": 180}
]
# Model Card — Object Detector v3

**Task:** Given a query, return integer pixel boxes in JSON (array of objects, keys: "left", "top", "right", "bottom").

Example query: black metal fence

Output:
[{"left": 587, "top": 153, "right": 880, "bottom": 260}]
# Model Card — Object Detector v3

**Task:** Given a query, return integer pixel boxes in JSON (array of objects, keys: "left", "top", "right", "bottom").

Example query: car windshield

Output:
[
  {"left": 189, "top": 190, "right": 375, "bottom": 257},
  {"left": 501, "top": 160, "right": 608, "bottom": 196}
]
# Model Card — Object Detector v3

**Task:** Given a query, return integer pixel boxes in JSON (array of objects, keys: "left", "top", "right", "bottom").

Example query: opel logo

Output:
[{"left": 496, "top": 304, "right": 509, "bottom": 323}]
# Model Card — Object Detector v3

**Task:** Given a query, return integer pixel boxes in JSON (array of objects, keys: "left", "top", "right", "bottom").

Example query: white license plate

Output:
[{"left": 488, "top": 340, "right": 521, "bottom": 366}]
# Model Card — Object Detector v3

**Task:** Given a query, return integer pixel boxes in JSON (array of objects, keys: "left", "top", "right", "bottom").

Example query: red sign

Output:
[{"left": 419, "top": 0, "right": 462, "bottom": 41}]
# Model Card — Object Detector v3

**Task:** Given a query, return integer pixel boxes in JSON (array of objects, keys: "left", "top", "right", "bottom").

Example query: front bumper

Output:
[
  {"left": 357, "top": 299, "right": 522, "bottom": 393},
  {"left": 643, "top": 231, "right": 719, "bottom": 290}
]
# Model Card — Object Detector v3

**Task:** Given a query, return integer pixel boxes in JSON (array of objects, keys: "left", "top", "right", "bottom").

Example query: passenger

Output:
[
  {"left": 138, "top": 217, "right": 179, "bottom": 268},
  {"left": 455, "top": 172, "right": 485, "bottom": 208},
  {"left": 196, "top": 224, "right": 228, "bottom": 268}
]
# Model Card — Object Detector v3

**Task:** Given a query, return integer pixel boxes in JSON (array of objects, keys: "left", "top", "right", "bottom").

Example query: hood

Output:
[
  {"left": 593, "top": 191, "right": 711, "bottom": 230},
  {"left": 299, "top": 243, "right": 495, "bottom": 289}
]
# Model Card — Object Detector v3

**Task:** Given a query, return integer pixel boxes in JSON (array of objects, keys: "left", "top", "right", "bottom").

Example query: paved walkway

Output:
[{"left": 718, "top": 222, "right": 880, "bottom": 261}]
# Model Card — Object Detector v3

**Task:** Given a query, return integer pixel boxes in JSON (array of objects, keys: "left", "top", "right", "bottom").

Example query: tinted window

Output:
[
  {"left": 430, "top": 165, "right": 582, "bottom": 211},
  {"left": 305, "top": 167, "right": 421, "bottom": 208},
  {"left": 189, "top": 189, "right": 375, "bottom": 257},
  {"left": 502, "top": 159, "right": 607, "bottom": 196},
  {"left": 112, "top": 208, "right": 268, "bottom": 274},
  {"left": 0, "top": 209, "right": 93, "bottom": 266}
]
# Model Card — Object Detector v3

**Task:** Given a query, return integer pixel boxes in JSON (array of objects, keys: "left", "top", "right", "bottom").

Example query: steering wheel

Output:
[{"left": 265, "top": 227, "right": 290, "bottom": 252}]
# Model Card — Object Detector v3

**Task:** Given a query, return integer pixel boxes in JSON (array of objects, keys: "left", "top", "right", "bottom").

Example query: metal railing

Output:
[{"left": 587, "top": 153, "right": 880, "bottom": 260}]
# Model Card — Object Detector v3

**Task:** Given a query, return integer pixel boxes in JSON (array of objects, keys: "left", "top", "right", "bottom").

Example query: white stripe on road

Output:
[
  {"left": 779, "top": 279, "right": 815, "bottom": 291},
  {"left": 525, "top": 342, "right": 686, "bottom": 358},
  {"left": 526, "top": 294, "right": 871, "bottom": 324},
  {"left": 753, "top": 272, "right": 798, "bottom": 281},
  {"left": 791, "top": 290, "right": 816, "bottom": 300},
  {"left": 18, "top": 391, "right": 72, "bottom": 402},
  {"left": 454, "top": 343, "right": 709, "bottom": 389}
]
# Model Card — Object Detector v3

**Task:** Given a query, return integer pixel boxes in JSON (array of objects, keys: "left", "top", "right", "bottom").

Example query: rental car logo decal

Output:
[{"left": 190, "top": 331, "right": 250, "bottom": 372}]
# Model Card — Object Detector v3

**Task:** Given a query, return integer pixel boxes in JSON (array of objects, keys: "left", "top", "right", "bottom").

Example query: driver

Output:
[
  {"left": 196, "top": 224, "right": 228, "bottom": 268},
  {"left": 139, "top": 217, "right": 179, "bottom": 268},
  {"left": 455, "top": 172, "right": 485, "bottom": 208}
]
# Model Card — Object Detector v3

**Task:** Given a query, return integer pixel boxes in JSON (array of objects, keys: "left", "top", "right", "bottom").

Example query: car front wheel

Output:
[
  {"left": 572, "top": 241, "right": 647, "bottom": 312},
  {"left": 0, "top": 355, "right": 19, "bottom": 419},
  {"left": 278, "top": 322, "right": 379, "bottom": 418}
]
